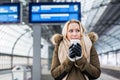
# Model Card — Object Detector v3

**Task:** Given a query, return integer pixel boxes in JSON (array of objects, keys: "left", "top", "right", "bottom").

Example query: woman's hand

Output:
[
  {"left": 74, "top": 43, "right": 82, "bottom": 57},
  {"left": 68, "top": 44, "right": 76, "bottom": 61}
]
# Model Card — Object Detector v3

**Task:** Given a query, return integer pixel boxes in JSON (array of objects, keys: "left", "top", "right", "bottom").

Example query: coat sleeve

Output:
[
  {"left": 50, "top": 45, "right": 74, "bottom": 79},
  {"left": 75, "top": 45, "right": 101, "bottom": 79}
]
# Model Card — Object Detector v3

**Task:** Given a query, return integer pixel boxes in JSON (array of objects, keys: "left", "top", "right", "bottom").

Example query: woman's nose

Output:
[
  {"left": 72, "top": 31, "right": 77, "bottom": 36},
  {"left": 72, "top": 32, "right": 77, "bottom": 37}
]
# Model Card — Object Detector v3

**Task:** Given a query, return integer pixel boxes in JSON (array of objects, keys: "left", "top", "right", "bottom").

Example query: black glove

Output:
[
  {"left": 69, "top": 44, "right": 76, "bottom": 58},
  {"left": 74, "top": 43, "right": 82, "bottom": 57}
]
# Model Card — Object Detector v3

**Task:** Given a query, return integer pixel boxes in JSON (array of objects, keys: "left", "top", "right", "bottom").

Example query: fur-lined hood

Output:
[{"left": 51, "top": 32, "right": 98, "bottom": 45}]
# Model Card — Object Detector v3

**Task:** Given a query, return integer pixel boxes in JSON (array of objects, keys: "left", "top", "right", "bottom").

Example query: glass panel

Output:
[{"left": 92, "top": 0, "right": 104, "bottom": 7}]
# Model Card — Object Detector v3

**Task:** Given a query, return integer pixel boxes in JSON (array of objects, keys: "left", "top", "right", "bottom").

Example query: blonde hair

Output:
[{"left": 62, "top": 19, "right": 88, "bottom": 58}]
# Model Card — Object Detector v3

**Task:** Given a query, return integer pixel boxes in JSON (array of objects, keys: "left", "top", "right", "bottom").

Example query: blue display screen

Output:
[
  {"left": 29, "top": 2, "right": 81, "bottom": 23},
  {"left": 0, "top": 3, "right": 20, "bottom": 23}
]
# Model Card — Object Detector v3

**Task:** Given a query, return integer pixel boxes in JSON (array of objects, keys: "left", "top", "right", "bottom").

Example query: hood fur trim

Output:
[
  {"left": 51, "top": 34, "right": 63, "bottom": 45},
  {"left": 51, "top": 32, "right": 98, "bottom": 45},
  {"left": 88, "top": 32, "right": 98, "bottom": 43}
]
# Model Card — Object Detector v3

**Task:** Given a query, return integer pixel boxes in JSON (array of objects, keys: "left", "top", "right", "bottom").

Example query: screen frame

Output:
[{"left": 29, "top": 2, "right": 81, "bottom": 23}]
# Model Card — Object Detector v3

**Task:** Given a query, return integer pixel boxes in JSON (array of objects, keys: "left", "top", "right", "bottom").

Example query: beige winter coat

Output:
[{"left": 51, "top": 32, "right": 101, "bottom": 80}]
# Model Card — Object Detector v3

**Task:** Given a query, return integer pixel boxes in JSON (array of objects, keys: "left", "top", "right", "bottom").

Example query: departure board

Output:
[
  {"left": 0, "top": 3, "right": 20, "bottom": 23},
  {"left": 29, "top": 2, "right": 81, "bottom": 23}
]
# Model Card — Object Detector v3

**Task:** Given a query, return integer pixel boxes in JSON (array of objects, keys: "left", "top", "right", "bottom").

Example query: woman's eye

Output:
[
  {"left": 69, "top": 30, "right": 73, "bottom": 32},
  {"left": 76, "top": 29, "right": 80, "bottom": 32}
]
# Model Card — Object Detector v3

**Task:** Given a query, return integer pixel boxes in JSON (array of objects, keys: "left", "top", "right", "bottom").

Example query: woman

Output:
[{"left": 51, "top": 19, "right": 101, "bottom": 80}]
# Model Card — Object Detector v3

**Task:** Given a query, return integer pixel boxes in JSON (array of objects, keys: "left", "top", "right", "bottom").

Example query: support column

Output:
[{"left": 32, "top": 25, "right": 41, "bottom": 80}]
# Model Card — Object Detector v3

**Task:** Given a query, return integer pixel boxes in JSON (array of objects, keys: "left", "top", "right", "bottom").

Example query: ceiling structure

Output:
[
  {"left": 84, "top": 0, "right": 120, "bottom": 54},
  {"left": 0, "top": 0, "right": 120, "bottom": 55}
]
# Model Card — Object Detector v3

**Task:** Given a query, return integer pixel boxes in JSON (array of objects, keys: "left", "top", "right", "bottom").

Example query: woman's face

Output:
[{"left": 67, "top": 22, "right": 81, "bottom": 40}]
